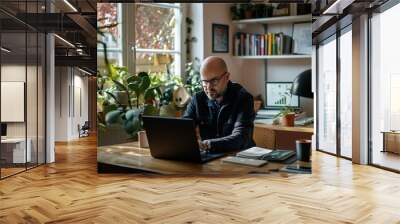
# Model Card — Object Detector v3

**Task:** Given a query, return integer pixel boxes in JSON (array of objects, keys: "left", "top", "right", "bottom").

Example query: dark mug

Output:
[{"left": 296, "top": 139, "right": 312, "bottom": 162}]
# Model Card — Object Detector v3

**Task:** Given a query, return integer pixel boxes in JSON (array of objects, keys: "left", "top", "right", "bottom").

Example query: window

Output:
[
  {"left": 370, "top": 2, "right": 400, "bottom": 171},
  {"left": 97, "top": 3, "right": 183, "bottom": 76},
  {"left": 97, "top": 3, "right": 123, "bottom": 66},
  {"left": 134, "top": 3, "right": 182, "bottom": 76},
  {"left": 339, "top": 27, "right": 352, "bottom": 158},
  {"left": 317, "top": 36, "right": 337, "bottom": 155}
]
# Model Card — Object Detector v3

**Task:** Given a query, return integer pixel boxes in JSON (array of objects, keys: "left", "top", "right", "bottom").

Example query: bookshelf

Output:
[
  {"left": 231, "top": 11, "right": 313, "bottom": 116},
  {"left": 233, "top": 14, "right": 312, "bottom": 59},
  {"left": 232, "top": 14, "right": 311, "bottom": 25},
  {"left": 234, "top": 55, "right": 311, "bottom": 59}
]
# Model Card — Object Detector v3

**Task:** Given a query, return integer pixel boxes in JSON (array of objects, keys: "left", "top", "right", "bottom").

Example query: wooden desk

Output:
[
  {"left": 382, "top": 131, "right": 400, "bottom": 154},
  {"left": 1, "top": 138, "right": 32, "bottom": 164},
  {"left": 97, "top": 142, "right": 304, "bottom": 175},
  {"left": 253, "top": 123, "right": 313, "bottom": 150}
]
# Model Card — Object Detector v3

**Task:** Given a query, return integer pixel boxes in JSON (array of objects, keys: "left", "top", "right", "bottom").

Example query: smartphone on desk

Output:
[{"left": 285, "top": 163, "right": 311, "bottom": 173}]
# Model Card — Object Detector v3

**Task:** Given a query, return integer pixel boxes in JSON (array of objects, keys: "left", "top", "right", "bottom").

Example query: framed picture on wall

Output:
[
  {"left": 292, "top": 22, "right": 312, "bottom": 55},
  {"left": 212, "top": 24, "right": 229, "bottom": 53}
]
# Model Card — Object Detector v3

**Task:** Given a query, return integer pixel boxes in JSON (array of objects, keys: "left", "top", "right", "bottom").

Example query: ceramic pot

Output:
[
  {"left": 138, "top": 130, "right": 149, "bottom": 148},
  {"left": 244, "top": 10, "right": 253, "bottom": 19},
  {"left": 281, "top": 113, "right": 295, "bottom": 127}
]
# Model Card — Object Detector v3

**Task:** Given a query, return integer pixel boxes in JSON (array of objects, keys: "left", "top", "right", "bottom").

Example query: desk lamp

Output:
[{"left": 290, "top": 69, "right": 313, "bottom": 98}]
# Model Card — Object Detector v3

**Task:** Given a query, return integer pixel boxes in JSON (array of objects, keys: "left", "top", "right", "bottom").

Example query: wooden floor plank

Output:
[{"left": 0, "top": 135, "right": 400, "bottom": 223}]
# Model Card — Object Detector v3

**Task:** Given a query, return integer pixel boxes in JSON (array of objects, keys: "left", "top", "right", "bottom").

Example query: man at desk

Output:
[{"left": 183, "top": 56, "right": 256, "bottom": 152}]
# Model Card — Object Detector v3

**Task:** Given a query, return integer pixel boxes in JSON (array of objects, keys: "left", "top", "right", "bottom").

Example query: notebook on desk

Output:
[
  {"left": 236, "top": 147, "right": 296, "bottom": 162},
  {"left": 236, "top": 147, "right": 273, "bottom": 159}
]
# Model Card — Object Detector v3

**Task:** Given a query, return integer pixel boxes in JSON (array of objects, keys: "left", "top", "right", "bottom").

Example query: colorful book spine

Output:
[{"left": 234, "top": 32, "right": 294, "bottom": 56}]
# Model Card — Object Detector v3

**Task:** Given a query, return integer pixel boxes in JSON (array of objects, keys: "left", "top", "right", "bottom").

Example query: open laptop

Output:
[{"left": 142, "top": 116, "right": 225, "bottom": 163}]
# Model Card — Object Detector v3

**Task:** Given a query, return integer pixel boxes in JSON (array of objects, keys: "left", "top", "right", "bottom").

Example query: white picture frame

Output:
[
  {"left": 1, "top": 81, "right": 25, "bottom": 122},
  {"left": 292, "top": 22, "right": 312, "bottom": 55}
]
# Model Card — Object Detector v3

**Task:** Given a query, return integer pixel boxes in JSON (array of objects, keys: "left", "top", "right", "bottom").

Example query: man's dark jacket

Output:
[{"left": 183, "top": 81, "right": 256, "bottom": 152}]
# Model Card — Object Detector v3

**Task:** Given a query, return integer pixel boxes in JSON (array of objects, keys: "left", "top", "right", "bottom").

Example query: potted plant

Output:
[
  {"left": 102, "top": 69, "right": 161, "bottom": 147},
  {"left": 276, "top": 106, "right": 296, "bottom": 127},
  {"left": 241, "top": 3, "right": 254, "bottom": 19}
]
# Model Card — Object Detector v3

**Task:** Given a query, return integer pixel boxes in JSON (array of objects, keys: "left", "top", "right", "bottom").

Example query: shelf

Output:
[
  {"left": 232, "top": 14, "right": 312, "bottom": 25},
  {"left": 234, "top": 55, "right": 311, "bottom": 59}
]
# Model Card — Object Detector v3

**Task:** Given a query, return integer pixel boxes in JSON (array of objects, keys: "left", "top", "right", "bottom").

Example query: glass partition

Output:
[
  {"left": 0, "top": 1, "right": 46, "bottom": 179},
  {"left": 27, "top": 31, "right": 38, "bottom": 169},
  {"left": 1, "top": 31, "right": 28, "bottom": 177},
  {"left": 38, "top": 32, "right": 45, "bottom": 165}
]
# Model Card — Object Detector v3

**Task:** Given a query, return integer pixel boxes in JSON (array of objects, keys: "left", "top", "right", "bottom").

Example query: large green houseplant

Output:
[
  {"left": 99, "top": 67, "right": 161, "bottom": 138},
  {"left": 97, "top": 15, "right": 202, "bottom": 141}
]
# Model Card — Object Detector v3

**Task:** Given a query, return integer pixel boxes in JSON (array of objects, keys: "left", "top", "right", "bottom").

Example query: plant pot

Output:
[
  {"left": 281, "top": 113, "right": 295, "bottom": 127},
  {"left": 138, "top": 130, "right": 149, "bottom": 148},
  {"left": 98, "top": 124, "right": 132, "bottom": 147},
  {"left": 244, "top": 9, "right": 253, "bottom": 19},
  {"left": 175, "top": 110, "right": 182, "bottom": 118},
  {"left": 114, "top": 91, "right": 129, "bottom": 106}
]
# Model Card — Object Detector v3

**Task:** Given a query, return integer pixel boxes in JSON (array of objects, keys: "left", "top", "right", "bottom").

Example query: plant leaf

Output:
[
  {"left": 105, "top": 110, "right": 122, "bottom": 125},
  {"left": 143, "top": 104, "right": 159, "bottom": 116},
  {"left": 123, "top": 117, "right": 140, "bottom": 135},
  {"left": 105, "top": 91, "right": 122, "bottom": 106},
  {"left": 139, "top": 75, "right": 151, "bottom": 94},
  {"left": 125, "top": 109, "right": 140, "bottom": 121}
]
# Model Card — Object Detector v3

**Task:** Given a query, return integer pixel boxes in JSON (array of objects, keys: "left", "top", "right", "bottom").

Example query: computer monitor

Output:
[
  {"left": 265, "top": 82, "right": 300, "bottom": 109},
  {"left": 1, "top": 123, "right": 7, "bottom": 137}
]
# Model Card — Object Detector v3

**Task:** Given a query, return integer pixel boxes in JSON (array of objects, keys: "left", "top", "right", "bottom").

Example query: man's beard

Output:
[
  {"left": 206, "top": 88, "right": 223, "bottom": 100},
  {"left": 205, "top": 88, "right": 226, "bottom": 100}
]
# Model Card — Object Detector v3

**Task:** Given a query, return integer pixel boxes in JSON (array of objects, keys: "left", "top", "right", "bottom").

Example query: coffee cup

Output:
[{"left": 296, "top": 139, "right": 312, "bottom": 162}]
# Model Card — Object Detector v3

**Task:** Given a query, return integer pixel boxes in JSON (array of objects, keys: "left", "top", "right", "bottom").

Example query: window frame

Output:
[
  {"left": 368, "top": 0, "right": 400, "bottom": 172},
  {"left": 315, "top": 22, "right": 353, "bottom": 161},
  {"left": 120, "top": 3, "right": 186, "bottom": 77},
  {"left": 98, "top": 3, "right": 185, "bottom": 76},
  {"left": 97, "top": 3, "right": 123, "bottom": 66}
]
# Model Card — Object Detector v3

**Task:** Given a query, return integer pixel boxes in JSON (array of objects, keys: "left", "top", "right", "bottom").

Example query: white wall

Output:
[
  {"left": 202, "top": 3, "right": 244, "bottom": 84},
  {"left": 188, "top": 3, "right": 313, "bottom": 115},
  {"left": 55, "top": 67, "right": 89, "bottom": 141},
  {"left": 1, "top": 63, "right": 46, "bottom": 164},
  {"left": 55, "top": 66, "right": 68, "bottom": 141},
  {"left": 188, "top": 3, "right": 204, "bottom": 63},
  {"left": 188, "top": 3, "right": 247, "bottom": 84}
]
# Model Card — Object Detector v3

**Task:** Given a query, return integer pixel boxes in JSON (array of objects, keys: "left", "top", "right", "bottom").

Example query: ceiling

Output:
[
  {"left": 311, "top": 0, "right": 390, "bottom": 44},
  {"left": 0, "top": 0, "right": 96, "bottom": 75}
]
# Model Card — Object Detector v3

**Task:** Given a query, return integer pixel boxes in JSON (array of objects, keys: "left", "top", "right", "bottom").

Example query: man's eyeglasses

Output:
[{"left": 201, "top": 72, "right": 227, "bottom": 87}]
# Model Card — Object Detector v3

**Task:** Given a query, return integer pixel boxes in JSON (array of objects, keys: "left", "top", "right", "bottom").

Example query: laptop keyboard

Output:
[{"left": 200, "top": 151, "right": 224, "bottom": 162}]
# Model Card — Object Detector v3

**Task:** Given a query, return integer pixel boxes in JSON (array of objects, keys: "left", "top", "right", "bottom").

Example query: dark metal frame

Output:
[
  {"left": 315, "top": 20, "right": 353, "bottom": 162},
  {"left": 212, "top": 23, "right": 229, "bottom": 53}
]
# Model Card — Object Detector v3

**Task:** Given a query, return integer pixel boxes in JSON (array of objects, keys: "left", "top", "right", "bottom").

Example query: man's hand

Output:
[{"left": 198, "top": 140, "right": 210, "bottom": 152}]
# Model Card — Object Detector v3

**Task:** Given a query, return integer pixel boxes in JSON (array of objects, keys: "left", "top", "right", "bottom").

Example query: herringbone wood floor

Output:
[{"left": 1, "top": 135, "right": 400, "bottom": 224}]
